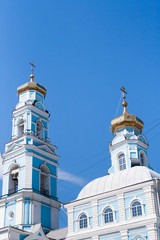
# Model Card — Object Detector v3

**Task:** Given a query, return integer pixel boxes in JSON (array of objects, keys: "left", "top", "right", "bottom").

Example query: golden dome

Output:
[
  {"left": 110, "top": 86, "right": 144, "bottom": 133},
  {"left": 17, "top": 73, "right": 46, "bottom": 98}
]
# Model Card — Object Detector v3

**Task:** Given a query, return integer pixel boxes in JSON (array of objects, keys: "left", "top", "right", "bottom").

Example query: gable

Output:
[
  {"left": 5, "top": 142, "right": 23, "bottom": 153},
  {"left": 23, "top": 224, "right": 49, "bottom": 240},
  {"left": 37, "top": 145, "right": 55, "bottom": 155}
]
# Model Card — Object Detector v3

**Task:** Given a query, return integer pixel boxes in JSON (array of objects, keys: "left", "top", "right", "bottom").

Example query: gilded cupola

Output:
[{"left": 110, "top": 86, "right": 144, "bottom": 134}]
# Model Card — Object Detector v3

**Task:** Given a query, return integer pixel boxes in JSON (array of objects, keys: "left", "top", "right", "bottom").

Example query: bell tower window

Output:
[
  {"left": 18, "top": 119, "right": 24, "bottom": 137},
  {"left": 36, "top": 121, "right": 42, "bottom": 139},
  {"left": 8, "top": 164, "right": 19, "bottom": 194},
  {"left": 140, "top": 153, "right": 144, "bottom": 166},
  {"left": 119, "top": 154, "right": 126, "bottom": 171},
  {"left": 40, "top": 165, "right": 50, "bottom": 196}
]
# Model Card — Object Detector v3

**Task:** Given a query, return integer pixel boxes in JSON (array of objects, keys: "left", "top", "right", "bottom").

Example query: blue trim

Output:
[{"left": 26, "top": 149, "right": 58, "bottom": 163}]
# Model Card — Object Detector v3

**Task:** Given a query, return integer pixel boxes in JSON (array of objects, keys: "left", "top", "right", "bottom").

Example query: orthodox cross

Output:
[
  {"left": 29, "top": 61, "right": 36, "bottom": 75},
  {"left": 120, "top": 86, "right": 127, "bottom": 102}
]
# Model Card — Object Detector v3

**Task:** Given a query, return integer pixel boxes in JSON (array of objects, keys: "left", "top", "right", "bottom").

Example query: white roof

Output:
[
  {"left": 77, "top": 166, "right": 160, "bottom": 200},
  {"left": 47, "top": 227, "right": 68, "bottom": 240}
]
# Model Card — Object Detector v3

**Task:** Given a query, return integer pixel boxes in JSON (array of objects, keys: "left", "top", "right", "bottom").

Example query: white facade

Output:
[
  {"left": 64, "top": 95, "right": 160, "bottom": 240},
  {"left": 65, "top": 168, "right": 160, "bottom": 240}
]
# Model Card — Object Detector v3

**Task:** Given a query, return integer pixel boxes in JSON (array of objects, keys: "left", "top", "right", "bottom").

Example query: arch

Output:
[
  {"left": 128, "top": 135, "right": 137, "bottom": 140},
  {"left": 40, "top": 164, "right": 50, "bottom": 196},
  {"left": 78, "top": 213, "right": 88, "bottom": 229},
  {"left": 118, "top": 153, "right": 126, "bottom": 171},
  {"left": 35, "top": 102, "right": 45, "bottom": 111},
  {"left": 8, "top": 163, "right": 19, "bottom": 194},
  {"left": 138, "top": 134, "right": 148, "bottom": 145},
  {"left": 131, "top": 200, "right": 142, "bottom": 217},
  {"left": 103, "top": 207, "right": 114, "bottom": 223},
  {"left": 112, "top": 135, "right": 125, "bottom": 145},
  {"left": 40, "top": 164, "right": 50, "bottom": 174},
  {"left": 132, "top": 235, "right": 146, "bottom": 240}
]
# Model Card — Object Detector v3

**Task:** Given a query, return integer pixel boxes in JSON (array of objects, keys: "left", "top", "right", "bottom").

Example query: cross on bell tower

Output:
[{"left": 29, "top": 61, "right": 36, "bottom": 82}]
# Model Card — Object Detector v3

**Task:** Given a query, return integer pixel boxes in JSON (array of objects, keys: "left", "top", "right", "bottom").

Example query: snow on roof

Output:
[{"left": 77, "top": 166, "right": 160, "bottom": 200}]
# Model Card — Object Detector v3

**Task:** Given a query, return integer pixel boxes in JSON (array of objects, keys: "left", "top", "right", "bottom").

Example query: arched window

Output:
[
  {"left": 140, "top": 153, "right": 144, "bottom": 166},
  {"left": 8, "top": 164, "right": 19, "bottom": 194},
  {"left": 119, "top": 154, "right": 126, "bottom": 171},
  {"left": 36, "top": 121, "right": 42, "bottom": 139},
  {"left": 79, "top": 213, "right": 88, "bottom": 229},
  {"left": 103, "top": 207, "right": 113, "bottom": 223},
  {"left": 131, "top": 200, "right": 142, "bottom": 217},
  {"left": 40, "top": 165, "right": 50, "bottom": 196},
  {"left": 18, "top": 119, "right": 24, "bottom": 137}
]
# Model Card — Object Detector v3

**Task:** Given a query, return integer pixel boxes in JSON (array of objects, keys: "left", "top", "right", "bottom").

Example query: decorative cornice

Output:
[{"left": 17, "top": 81, "right": 46, "bottom": 98}]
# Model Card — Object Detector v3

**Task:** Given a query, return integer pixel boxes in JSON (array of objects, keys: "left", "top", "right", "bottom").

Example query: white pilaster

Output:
[
  {"left": 0, "top": 205, "right": 5, "bottom": 228},
  {"left": 16, "top": 200, "right": 23, "bottom": 225},
  {"left": 118, "top": 193, "right": 125, "bottom": 222}
]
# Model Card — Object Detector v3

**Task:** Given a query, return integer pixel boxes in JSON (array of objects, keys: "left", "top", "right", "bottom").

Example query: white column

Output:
[
  {"left": 144, "top": 185, "right": 157, "bottom": 216},
  {"left": 24, "top": 154, "right": 32, "bottom": 189},
  {"left": 0, "top": 204, "right": 5, "bottom": 228},
  {"left": 147, "top": 223, "right": 158, "bottom": 240},
  {"left": 16, "top": 200, "right": 23, "bottom": 225},
  {"left": 92, "top": 200, "right": 98, "bottom": 228},
  {"left": 67, "top": 208, "right": 74, "bottom": 234},
  {"left": 121, "top": 230, "right": 128, "bottom": 240},
  {"left": 117, "top": 193, "right": 125, "bottom": 222}
]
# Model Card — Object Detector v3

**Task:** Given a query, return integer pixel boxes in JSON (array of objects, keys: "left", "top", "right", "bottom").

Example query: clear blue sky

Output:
[{"left": 0, "top": 0, "right": 160, "bottom": 227}]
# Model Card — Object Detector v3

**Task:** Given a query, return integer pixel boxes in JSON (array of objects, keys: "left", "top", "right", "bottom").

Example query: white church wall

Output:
[
  {"left": 73, "top": 203, "right": 93, "bottom": 232},
  {"left": 65, "top": 178, "right": 159, "bottom": 240},
  {"left": 123, "top": 189, "right": 146, "bottom": 221},
  {"left": 97, "top": 196, "right": 119, "bottom": 227},
  {"left": 127, "top": 227, "right": 148, "bottom": 240},
  {"left": 0, "top": 205, "right": 5, "bottom": 228},
  {"left": 16, "top": 199, "right": 23, "bottom": 225}
]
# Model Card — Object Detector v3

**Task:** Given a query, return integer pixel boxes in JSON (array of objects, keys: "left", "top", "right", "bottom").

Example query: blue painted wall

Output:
[
  {"left": 32, "top": 169, "right": 40, "bottom": 191},
  {"left": 41, "top": 205, "right": 51, "bottom": 229}
]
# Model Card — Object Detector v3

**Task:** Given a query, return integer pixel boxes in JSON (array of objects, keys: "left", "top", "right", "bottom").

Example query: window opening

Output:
[
  {"left": 140, "top": 153, "right": 144, "bottom": 166},
  {"left": 36, "top": 122, "right": 42, "bottom": 139},
  {"left": 18, "top": 120, "right": 24, "bottom": 137},
  {"left": 119, "top": 154, "right": 126, "bottom": 171},
  {"left": 104, "top": 207, "right": 113, "bottom": 223},
  {"left": 40, "top": 165, "right": 50, "bottom": 196},
  {"left": 79, "top": 214, "right": 88, "bottom": 229},
  {"left": 9, "top": 164, "right": 19, "bottom": 194},
  {"left": 131, "top": 200, "right": 142, "bottom": 217}
]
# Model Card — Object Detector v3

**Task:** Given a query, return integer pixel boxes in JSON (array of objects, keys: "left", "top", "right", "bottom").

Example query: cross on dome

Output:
[
  {"left": 120, "top": 85, "right": 128, "bottom": 113},
  {"left": 29, "top": 61, "right": 36, "bottom": 82}
]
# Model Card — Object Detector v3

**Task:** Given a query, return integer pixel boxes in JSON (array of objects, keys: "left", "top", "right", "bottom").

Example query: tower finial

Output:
[
  {"left": 29, "top": 61, "right": 36, "bottom": 82},
  {"left": 120, "top": 86, "right": 128, "bottom": 113}
]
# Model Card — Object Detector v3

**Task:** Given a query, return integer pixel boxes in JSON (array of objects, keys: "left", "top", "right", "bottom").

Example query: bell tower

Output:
[{"left": 0, "top": 66, "right": 61, "bottom": 233}]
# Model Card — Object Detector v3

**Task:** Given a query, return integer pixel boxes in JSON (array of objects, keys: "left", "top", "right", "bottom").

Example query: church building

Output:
[{"left": 0, "top": 71, "right": 160, "bottom": 240}]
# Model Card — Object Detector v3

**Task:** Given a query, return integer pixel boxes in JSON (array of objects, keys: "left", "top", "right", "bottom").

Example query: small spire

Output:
[
  {"left": 120, "top": 86, "right": 128, "bottom": 113},
  {"left": 29, "top": 61, "right": 36, "bottom": 82}
]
